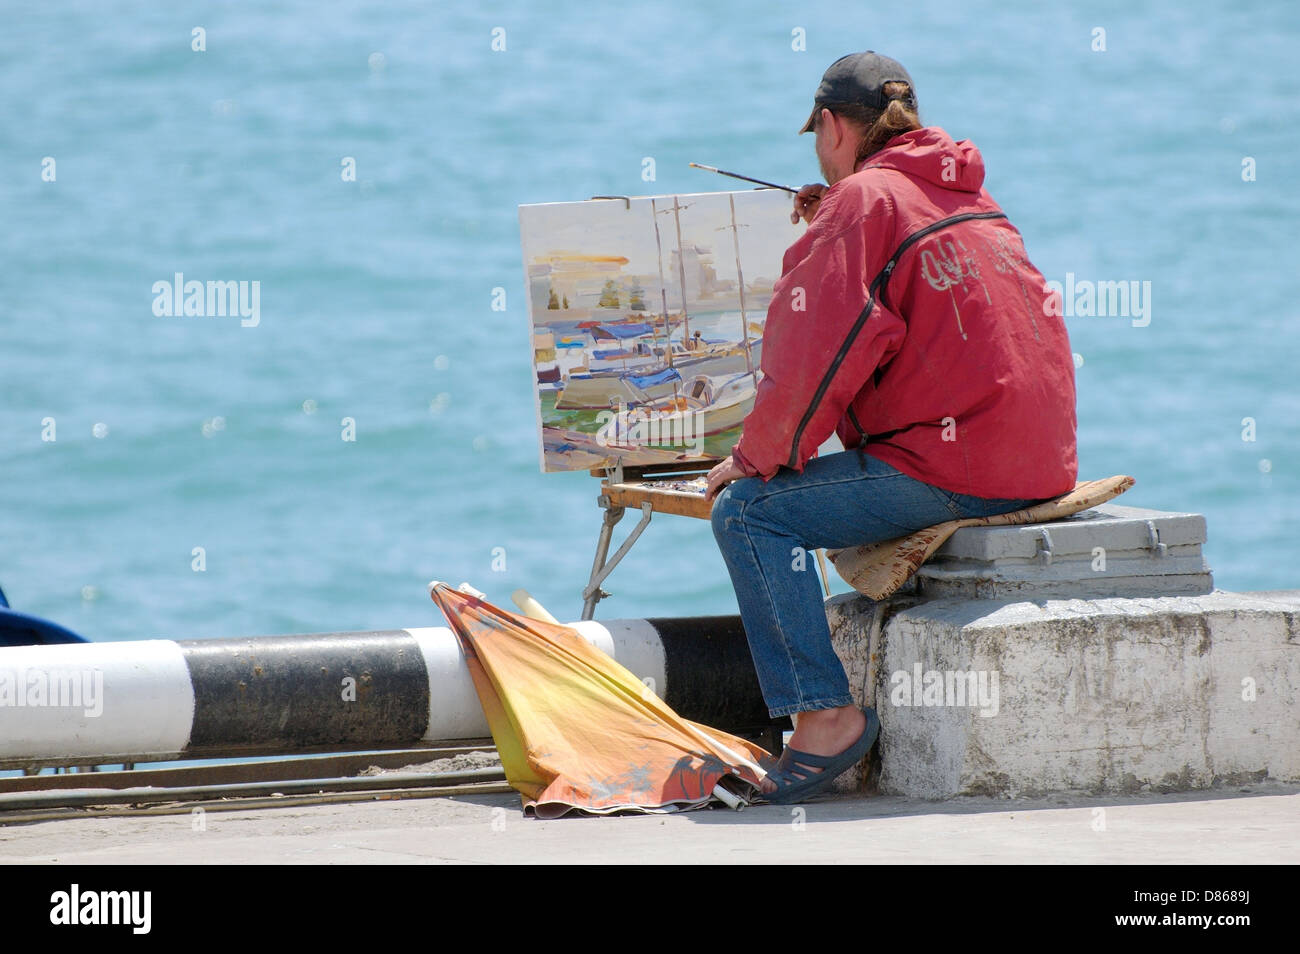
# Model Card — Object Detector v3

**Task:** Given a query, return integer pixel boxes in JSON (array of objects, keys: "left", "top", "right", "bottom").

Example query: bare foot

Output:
[{"left": 760, "top": 705, "right": 866, "bottom": 794}]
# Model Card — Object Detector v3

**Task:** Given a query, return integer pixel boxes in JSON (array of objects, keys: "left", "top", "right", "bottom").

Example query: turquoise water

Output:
[{"left": 1, "top": 1, "right": 1296, "bottom": 644}]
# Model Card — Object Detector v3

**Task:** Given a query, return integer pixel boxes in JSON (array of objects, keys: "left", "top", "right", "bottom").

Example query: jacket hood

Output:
[{"left": 858, "top": 126, "right": 985, "bottom": 192}]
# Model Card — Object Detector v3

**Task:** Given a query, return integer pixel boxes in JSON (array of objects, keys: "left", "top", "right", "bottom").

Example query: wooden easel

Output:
[
  {"left": 558, "top": 190, "right": 791, "bottom": 617},
  {"left": 581, "top": 455, "right": 837, "bottom": 620},
  {"left": 581, "top": 458, "right": 718, "bottom": 619}
]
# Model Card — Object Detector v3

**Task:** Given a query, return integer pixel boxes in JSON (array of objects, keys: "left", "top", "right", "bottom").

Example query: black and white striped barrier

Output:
[{"left": 0, "top": 614, "right": 775, "bottom": 770}]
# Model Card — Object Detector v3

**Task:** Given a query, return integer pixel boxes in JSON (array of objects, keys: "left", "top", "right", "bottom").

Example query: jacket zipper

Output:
[
  {"left": 785, "top": 210, "right": 1008, "bottom": 469},
  {"left": 846, "top": 405, "right": 869, "bottom": 470},
  {"left": 846, "top": 405, "right": 868, "bottom": 444}
]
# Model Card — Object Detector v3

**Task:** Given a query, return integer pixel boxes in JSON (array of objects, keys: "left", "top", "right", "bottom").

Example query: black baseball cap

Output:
[{"left": 799, "top": 51, "right": 916, "bottom": 133}]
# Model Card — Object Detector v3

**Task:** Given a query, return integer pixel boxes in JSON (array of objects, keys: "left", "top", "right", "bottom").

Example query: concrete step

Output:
[{"left": 826, "top": 588, "right": 1300, "bottom": 798}]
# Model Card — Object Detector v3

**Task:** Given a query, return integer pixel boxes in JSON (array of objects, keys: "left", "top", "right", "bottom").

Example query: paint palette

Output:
[{"left": 601, "top": 473, "right": 713, "bottom": 521}]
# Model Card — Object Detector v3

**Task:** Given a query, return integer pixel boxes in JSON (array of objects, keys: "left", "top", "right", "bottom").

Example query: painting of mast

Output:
[{"left": 519, "top": 188, "right": 804, "bottom": 473}]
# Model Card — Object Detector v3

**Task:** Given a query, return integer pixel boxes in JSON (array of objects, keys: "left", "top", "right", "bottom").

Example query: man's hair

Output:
[{"left": 811, "top": 81, "right": 922, "bottom": 166}]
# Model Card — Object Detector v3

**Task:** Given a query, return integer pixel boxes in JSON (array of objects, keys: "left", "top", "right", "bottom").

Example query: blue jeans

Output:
[{"left": 711, "top": 449, "right": 1050, "bottom": 718}]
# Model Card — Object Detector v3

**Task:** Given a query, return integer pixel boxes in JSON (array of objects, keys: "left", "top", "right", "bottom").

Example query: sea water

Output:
[{"left": 0, "top": 0, "right": 1296, "bottom": 646}]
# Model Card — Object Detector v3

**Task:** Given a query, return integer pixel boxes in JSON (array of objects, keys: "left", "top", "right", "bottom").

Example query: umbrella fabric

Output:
[{"left": 429, "top": 582, "right": 776, "bottom": 818}]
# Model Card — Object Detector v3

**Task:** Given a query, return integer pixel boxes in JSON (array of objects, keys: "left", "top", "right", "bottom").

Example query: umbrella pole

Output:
[
  {"left": 511, "top": 589, "right": 560, "bottom": 624},
  {"left": 710, "top": 782, "right": 746, "bottom": 810}
]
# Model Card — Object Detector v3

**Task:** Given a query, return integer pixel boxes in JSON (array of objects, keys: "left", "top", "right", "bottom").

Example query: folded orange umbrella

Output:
[{"left": 428, "top": 581, "right": 777, "bottom": 817}]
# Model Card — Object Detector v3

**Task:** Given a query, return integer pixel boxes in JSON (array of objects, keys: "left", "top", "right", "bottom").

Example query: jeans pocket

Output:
[
  {"left": 924, "top": 483, "right": 965, "bottom": 520},
  {"left": 949, "top": 492, "right": 1039, "bottom": 520}
]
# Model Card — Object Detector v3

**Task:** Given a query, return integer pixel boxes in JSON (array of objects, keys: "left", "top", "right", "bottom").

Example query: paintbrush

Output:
[{"left": 688, "top": 162, "right": 798, "bottom": 194}]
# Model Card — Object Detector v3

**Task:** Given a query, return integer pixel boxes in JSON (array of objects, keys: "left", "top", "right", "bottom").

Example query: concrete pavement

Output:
[{"left": 2, "top": 780, "right": 1296, "bottom": 864}]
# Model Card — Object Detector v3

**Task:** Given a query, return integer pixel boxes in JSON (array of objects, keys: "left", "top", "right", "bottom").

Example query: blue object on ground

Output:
[{"left": 0, "top": 585, "right": 91, "bottom": 646}]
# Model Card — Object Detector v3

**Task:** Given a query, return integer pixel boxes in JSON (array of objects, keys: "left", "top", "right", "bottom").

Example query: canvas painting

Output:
[{"left": 520, "top": 188, "right": 805, "bottom": 473}]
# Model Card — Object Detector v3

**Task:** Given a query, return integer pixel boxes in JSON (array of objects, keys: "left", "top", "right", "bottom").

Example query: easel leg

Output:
[
  {"left": 582, "top": 505, "right": 624, "bottom": 620},
  {"left": 581, "top": 501, "right": 654, "bottom": 620}
]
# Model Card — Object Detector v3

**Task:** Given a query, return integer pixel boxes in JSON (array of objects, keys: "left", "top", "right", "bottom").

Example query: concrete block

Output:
[{"left": 825, "top": 589, "right": 1300, "bottom": 798}]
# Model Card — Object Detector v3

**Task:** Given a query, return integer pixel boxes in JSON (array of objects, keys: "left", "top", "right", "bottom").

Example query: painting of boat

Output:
[
  {"left": 519, "top": 187, "right": 803, "bottom": 472},
  {"left": 556, "top": 336, "right": 762, "bottom": 409},
  {"left": 595, "top": 369, "right": 760, "bottom": 451}
]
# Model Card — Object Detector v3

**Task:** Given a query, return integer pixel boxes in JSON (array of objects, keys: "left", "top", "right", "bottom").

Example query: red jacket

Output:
[{"left": 731, "top": 126, "right": 1077, "bottom": 500}]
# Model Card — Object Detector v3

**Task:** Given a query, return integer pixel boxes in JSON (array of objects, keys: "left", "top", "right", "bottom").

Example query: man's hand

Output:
[
  {"left": 790, "top": 183, "right": 828, "bottom": 224},
  {"left": 705, "top": 455, "right": 750, "bottom": 502}
]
